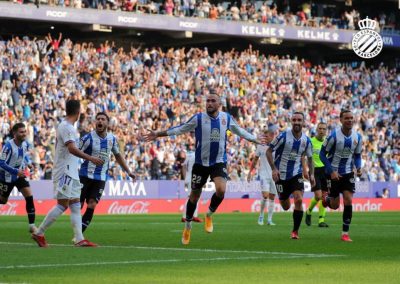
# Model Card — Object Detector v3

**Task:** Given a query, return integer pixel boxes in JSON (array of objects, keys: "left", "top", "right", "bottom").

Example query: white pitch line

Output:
[
  {"left": 0, "top": 242, "right": 345, "bottom": 258},
  {"left": 0, "top": 256, "right": 307, "bottom": 270}
]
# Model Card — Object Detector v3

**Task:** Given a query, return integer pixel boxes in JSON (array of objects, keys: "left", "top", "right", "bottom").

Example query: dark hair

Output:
[
  {"left": 12, "top": 123, "right": 25, "bottom": 135},
  {"left": 340, "top": 109, "right": 352, "bottom": 118},
  {"left": 317, "top": 121, "right": 327, "bottom": 127},
  {"left": 96, "top": 112, "right": 110, "bottom": 122},
  {"left": 292, "top": 111, "right": 305, "bottom": 119},
  {"left": 66, "top": 100, "right": 81, "bottom": 116}
]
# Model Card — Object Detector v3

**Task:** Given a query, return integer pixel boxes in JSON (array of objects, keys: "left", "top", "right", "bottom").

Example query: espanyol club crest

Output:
[
  {"left": 352, "top": 17, "right": 383, "bottom": 59},
  {"left": 221, "top": 118, "right": 226, "bottom": 126}
]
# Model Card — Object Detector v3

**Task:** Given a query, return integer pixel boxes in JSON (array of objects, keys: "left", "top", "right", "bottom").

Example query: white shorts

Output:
[
  {"left": 260, "top": 177, "right": 277, "bottom": 195},
  {"left": 53, "top": 174, "right": 82, "bottom": 200}
]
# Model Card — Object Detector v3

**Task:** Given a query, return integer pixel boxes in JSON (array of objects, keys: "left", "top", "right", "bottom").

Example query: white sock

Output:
[
  {"left": 70, "top": 202, "right": 84, "bottom": 243},
  {"left": 259, "top": 198, "right": 267, "bottom": 218},
  {"left": 267, "top": 199, "right": 274, "bottom": 222},
  {"left": 185, "top": 221, "right": 192, "bottom": 230},
  {"left": 206, "top": 209, "right": 214, "bottom": 217},
  {"left": 37, "top": 204, "right": 66, "bottom": 236}
]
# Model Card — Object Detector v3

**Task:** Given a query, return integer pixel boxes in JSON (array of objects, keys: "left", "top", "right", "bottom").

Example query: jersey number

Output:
[
  {"left": 0, "top": 183, "right": 7, "bottom": 193},
  {"left": 276, "top": 184, "right": 283, "bottom": 193},
  {"left": 192, "top": 175, "right": 202, "bottom": 184}
]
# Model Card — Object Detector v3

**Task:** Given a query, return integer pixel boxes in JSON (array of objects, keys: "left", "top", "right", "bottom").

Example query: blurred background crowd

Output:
[{"left": 0, "top": 35, "right": 399, "bottom": 182}]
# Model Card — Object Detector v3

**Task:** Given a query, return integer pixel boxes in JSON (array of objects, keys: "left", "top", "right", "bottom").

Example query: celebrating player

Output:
[
  {"left": 79, "top": 112, "right": 136, "bottom": 233},
  {"left": 143, "top": 92, "right": 265, "bottom": 245},
  {"left": 320, "top": 109, "right": 362, "bottom": 242},
  {"left": 0, "top": 123, "right": 37, "bottom": 234},
  {"left": 266, "top": 112, "right": 315, "bottom": 239}
]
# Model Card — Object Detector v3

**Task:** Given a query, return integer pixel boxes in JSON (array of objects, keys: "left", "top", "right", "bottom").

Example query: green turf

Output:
[{"left": 0, "top": 212, "right": 399, "bottom": 283}]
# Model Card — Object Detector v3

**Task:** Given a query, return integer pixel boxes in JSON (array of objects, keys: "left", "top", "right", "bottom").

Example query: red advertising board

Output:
[{"left": 0, "top": 198, "right": 399, "bottom": 216}]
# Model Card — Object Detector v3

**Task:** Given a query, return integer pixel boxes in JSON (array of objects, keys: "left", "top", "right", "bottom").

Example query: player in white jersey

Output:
[
  {"left": 247, "top": 125, "right": 278, "bottom": 226},
  {"left": 267, "top": 112, "right": 315, "bottom": 240},
  {"left": 181, "top": 151, "right": 202, "bottom": 223},
  {"left": 143, "top": 92, "right": 265, "bottom": 245},
  {"left": 0, "top": 123, "right": 37, "bottom": 234},
  {"left": 79, "top": 112, "right": 136, "bottom": 233},
  {"left": 320, "top": 109, "right": 362, "bottom": 242},
  {"left": 32, "top": 100, "right": 104, "bottom": 248}
]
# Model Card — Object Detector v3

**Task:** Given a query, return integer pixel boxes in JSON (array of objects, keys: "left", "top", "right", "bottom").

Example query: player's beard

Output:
[
  {"left": 293, "top": 124, "right": 302, "bottom": 133},
  {"left": 207, "top": 107, "right": 216, "bottom": 116}
]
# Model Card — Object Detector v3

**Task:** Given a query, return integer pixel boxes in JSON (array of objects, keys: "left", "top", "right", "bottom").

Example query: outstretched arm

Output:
[
  {"left": 229, "top": 117, "right": 261, "bottom": 144},
  {"left": 142, "top": 114, "right": 197, "bottom": 142}
]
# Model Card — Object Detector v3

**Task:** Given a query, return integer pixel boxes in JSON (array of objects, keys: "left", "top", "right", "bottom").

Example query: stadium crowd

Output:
[
  {"left": 0, "top": 36, "right": 399, "bottom": 182},
  {"left": 6, "top": 0, "right": 399, "bottom": 32}
]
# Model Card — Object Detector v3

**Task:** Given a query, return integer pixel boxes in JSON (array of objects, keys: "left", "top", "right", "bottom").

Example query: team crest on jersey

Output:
[
  {"left": 221, "top": 118, "right": 226, "bottom": 126},
  {"left": 108, "top": 139, "right": 113, "bottom": 148},
  {"left": 301, "top": 140, "right": 306, "bottom": 148},
  {"left": 353, "top": 139, "right": 358, "bottom": 145}
]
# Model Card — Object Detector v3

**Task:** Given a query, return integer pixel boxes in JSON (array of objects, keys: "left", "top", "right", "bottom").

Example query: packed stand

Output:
[
  {"left": 6, "top": 0, "right": 400, "bottom": 32},
  {"left": 0, "top": 36, "right": 399, "bottom": 181}
]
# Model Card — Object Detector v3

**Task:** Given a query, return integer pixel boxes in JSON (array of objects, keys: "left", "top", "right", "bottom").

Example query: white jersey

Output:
[
  {"left": 53, "top": 120, "right": 80, "bottom": 181},
  {"left": 255, "top": 144, "right": 272, "bottom": 179},
  {"left": 183, "top": 151, "right": 195, "bottom": 186}
]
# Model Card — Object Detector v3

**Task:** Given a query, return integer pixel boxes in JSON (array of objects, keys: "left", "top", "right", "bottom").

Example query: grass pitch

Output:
[{"left": 0, "top": 212, "right": 399, "bottom": 283}]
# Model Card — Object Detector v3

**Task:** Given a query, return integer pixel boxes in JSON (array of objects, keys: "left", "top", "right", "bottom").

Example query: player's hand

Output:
[
  {"left": 90, "top": 156, "right": 104, "bottom": 166},
  {"left": 128, "top": 171, "right": 136, "bottom": 180},
  {"left": 142, "top": 129, "right": 157, "bottom": 142},
  {"left": 356, "top": 168, "right": 362, "bottom": 177},
  {"left": 17, "top": 170, "right": 26, "bottom": 178},
  {"left": 257, "top": 133, "right": 268, "bottom": 145},
  {"left": 331, "top": 171, "right": 341, "bottom": 181},
  {"left": 309, "top": 174, "right": 316, "bottom": 188},
  {"left": 272, "top": 169, "right": 280, "bottom": 182}
]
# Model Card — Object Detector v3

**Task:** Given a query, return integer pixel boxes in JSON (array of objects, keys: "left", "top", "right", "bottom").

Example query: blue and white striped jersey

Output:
[
  {"left": 320, "top": 128, "right": 362, "bottom": 175},
  {"left": 269, "top": 129, "right": 312, "bottom": 180},
  {"left": 79, "top": 131, "right": 120, "bottom": 181},
  {"left": 167, "top": 112, "right": 257, "bottom": 167},
  {"left": 0, "top": 139, "right": 31, "bottom": 183}
]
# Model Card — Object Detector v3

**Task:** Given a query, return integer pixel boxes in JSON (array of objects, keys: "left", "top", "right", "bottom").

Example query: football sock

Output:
[
  {"left": 70, "top": 202, "right": 84, "bottom": 242},
  {"left": 259, "top": 198, "right": 266, "bottom": 218},
  {"left": 207, "top": 193, "right": 224, "bottom": 216},
  {"left": 186, "top": 199, "right": 197, "bottom": 222},
  {"left": 307, "top": 197, "right": 318, "bottom": 214},
  {"left": 267, "top": 199, "right": 274, "bottom": 222},
  {"left": 82, "top": 207, "right": 95, "bottom": 232},
  {"left": 293, "top": 210, "right": 303, "bottom": 232},
  {"left": 342, "top": 205, "right": 352, "bottom": 233},
  {"left": 318, "top": 201, "right": 327, "bottom": 223},
  {"left": 25, "top": 195, "right": 35, "bottom": 225},
  {"left": 37, "top": 204, "right": 66, "bottom": 236}
]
